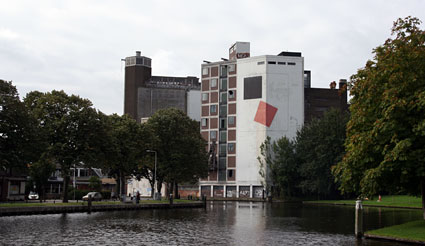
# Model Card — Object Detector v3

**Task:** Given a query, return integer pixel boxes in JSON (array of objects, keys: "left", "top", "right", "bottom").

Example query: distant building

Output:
[
  {"left": 123, "top": 51, "right": 201, "bottom": 122},
  {"left": 199, "top": 42, "right": 348, "bottom": 199},
  {"left": 304, "top": 78, "right": 348, "bottom": 123}
]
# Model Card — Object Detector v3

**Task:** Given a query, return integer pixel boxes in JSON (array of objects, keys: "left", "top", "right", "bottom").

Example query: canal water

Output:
[{"left": 0, "top": 201, "right": 422, "bottom": 245}]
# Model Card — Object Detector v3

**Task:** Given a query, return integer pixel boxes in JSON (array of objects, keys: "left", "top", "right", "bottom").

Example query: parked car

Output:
[
  {"left": 82, "top": 192, "right": 102, "bottom": 201},
  {"left": 28, "top": 191, "right": 39, "bottom": 200}
]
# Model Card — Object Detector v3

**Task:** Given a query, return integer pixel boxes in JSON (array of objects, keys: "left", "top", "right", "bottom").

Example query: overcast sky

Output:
[{"left": 1, "top": 0, "right": 424, "bottom": 115}]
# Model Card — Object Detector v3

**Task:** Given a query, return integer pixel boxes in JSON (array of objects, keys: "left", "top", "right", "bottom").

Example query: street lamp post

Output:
[{"left": 146, "top": 150, "right": 158, "bottom": 200}]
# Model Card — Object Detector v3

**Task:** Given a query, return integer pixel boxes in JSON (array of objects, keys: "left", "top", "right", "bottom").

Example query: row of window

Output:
[
  {"left": 202, "top": 64, "right": 236, "bottom": 76},
  {"left": 257, "top": 61, "right": 296, "bottom": 66},
  {"left": 201, "top": 116, "right": 236, "bottom": 128},
  {"left": 207, "top": 140, "right": 235, "bottom": 154},
  {"left": 202, "top": 90, "right": 236, "bottom": 102}
]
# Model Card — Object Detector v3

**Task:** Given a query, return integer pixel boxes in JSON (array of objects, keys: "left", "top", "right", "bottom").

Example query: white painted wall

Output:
[{"left": 236, "top": 55, "right": 304, "bottom": 186}]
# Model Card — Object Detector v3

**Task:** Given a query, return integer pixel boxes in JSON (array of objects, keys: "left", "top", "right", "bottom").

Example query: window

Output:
[
  {"left": 244, "top": 76, "right": 262, "bottom": 99},
  {"left": 211, "top": 78, "right": 217, "bottom": 88},
  {"left": 268, "top": 61, "right": 276, "bottom": 64},
  {"left": 220, "top": 131, "right": 227, "bottom": 142},
  {"left": 219, "top": 144, "right": 227, "bottom": 156},
  {"left": 228, "top": 64, "right": 235, "bottom": 72},
  {"left": 288, "top": 62, "right": 296, "bottom": 65},
  {"left": 228, "top": 170, "right": 234, "bottom": 178},
  {"left": 257, "top": 61, "right": 265, "bottom": 65},
  {"left": 220, "top": 118, "right": 227, "bottom": 129},
  {"left": 220, "top": 92, "right": 227, "bottom": 103},
  {"left": 210, "top": 105, "right": 217, "bottom": 113},
  {"left": 202, "top": 67, "right": 209, "bottom": 75},
  {"left": 201, "top": 118, "right": 208, "bottom": 127},
  {"left": 210, "top": 131, "right": 217, "bottom": 140},
  {"left": 202, "top": 93, "right": 209, "bottom": 101},
  {"left": 278, "top": 62, "right": 286, "bottom": 65},
  {"left": 220, "top": 66, "right": 227, "bottom": 76},
  {"left": 220, "top": 105, "right": 227, "bottom": 116},
  {"left": 220, "top": 78, "right": 227, "bottom": 90},
  {"left": 228, "top": 143, "right": 235, "bottom": 152},
  {"left": 228, "top": 116, "right": 235, "bottom": 125},
  {"left": 229, "top": 90, "right": 235, "bottom": 99}
]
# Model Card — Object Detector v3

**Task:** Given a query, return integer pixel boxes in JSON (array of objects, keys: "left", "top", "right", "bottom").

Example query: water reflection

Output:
[{"left": 0, "top": 202, "right": 421, "bottom": 245}]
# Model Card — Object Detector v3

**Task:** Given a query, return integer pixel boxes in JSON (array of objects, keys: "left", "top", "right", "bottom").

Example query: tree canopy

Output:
[
  {"left": 259, "top": 109, "right": 349, "bottom": 199},
  {"left": 0, "top": 80, "right": 39, "bottom": 172},
  {"left": 332, "top": 17, "right": 425, "bottom": 218},
  {"left": 24, "top": 90, "right": 107, "bottom": 202},
  {"left": 144, "top": 108, "right": 208, "bottom": 196}
]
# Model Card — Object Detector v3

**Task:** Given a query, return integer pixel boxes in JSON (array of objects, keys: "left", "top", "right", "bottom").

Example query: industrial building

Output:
[
  {"left": 123, "top": 51, "right": 201, "bottom": 122},
  {"left": 199, "top": 42, "right": 347, "bottom": 198}
]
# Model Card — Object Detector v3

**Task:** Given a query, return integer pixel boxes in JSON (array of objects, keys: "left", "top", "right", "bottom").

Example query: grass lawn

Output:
[
  {"left": 0, "top": 199, "right": 198, "bottom": 208},
  {"left": 366, "top": 220, "right": 425, "bottom": 242},
  {"left": 304, "top": 195, "right": 422, "bottom": 209}
]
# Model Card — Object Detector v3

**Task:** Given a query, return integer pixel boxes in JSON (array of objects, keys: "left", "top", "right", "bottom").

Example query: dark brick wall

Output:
[
  {"left": 304, "top": 86, "right": 348, "bottom": 123},
  {"left": 124, "top": 66, "right": 152, "bottom": 120}
]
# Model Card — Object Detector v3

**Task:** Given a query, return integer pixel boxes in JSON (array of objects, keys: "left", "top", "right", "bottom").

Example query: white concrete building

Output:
[{"left": 199, "top": 42, "right": 304, "bottom": 198}]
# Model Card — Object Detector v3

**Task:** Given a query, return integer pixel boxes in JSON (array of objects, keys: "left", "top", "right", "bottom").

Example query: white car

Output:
[
  {"left": 28, "top": 192, "right": 39, "bottom": 200},
  {"left": 82, "top": 192, "right": 102, "bottom": 201}
]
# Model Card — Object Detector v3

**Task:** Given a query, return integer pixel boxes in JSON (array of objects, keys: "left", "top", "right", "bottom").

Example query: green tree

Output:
[
  {"left": 28, "top": 156, "right": 56, "bottom": 201},
  {"left": 332, "top": 17, "right": 425, "bottom": 219},
  {"left": 88, "top": 176, "right": 102, "bottom": 192},
  {"left": 0, "top": 80, "right": 39, "bottom": 172},
  {"left": 145, "top": 108, "right": 208, "bottom": 197},
  {"left": 258, "top": 136, "right": 298, "bottom": 198},
  {"left": 24, "top": 90, "right": 106, "bottom": 202},
  {"left": 103, "top": 114, "right": 149, "bottom": 199},
  {"left": 296, "top": 109, "right": 349, "bottom": 199}
]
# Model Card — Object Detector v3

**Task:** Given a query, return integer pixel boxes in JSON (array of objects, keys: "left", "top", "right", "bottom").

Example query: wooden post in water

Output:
[
  {"left": 88, "top": 195, "right": 92, "bottom": 214},
  {"left": 355, "top": 200, "right": 363, "bottom": 238}
]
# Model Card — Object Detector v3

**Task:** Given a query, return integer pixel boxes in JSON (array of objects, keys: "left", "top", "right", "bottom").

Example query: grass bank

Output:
[
  {"left": 0, "top": 199, "right": 194, "bottom": 208},
  {"left": 304, "top": 195, "right": 422, "bottom": 209},
  {"left": 365, "top": 220, "right": 425, "bottom": 243}
]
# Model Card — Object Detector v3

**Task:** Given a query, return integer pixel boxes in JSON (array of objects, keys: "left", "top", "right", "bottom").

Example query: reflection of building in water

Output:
[{"left": 199, "top": 42, "right": 348, "bottom": 199}]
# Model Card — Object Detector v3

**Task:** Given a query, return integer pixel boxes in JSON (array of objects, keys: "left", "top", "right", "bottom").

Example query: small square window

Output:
[
  {"left": 202, "top": 93, "right": 209, "bottom": 101},
  {"left": 228, "top": 64, "right": 235, "bottom": 72},
  {"left": 268, "top": 61, "right": 276, "bottom": 64},
  {"left": 229, "top": 90, "right": 235, "bottom": 99},
  {"left": 220, "top": 118, "right": 227, "bottom": 129},
  {"left": 228, "top": 116, "right": 235, "bottom": 125},
  {"left": 257, "top": 61, "right": 265, "bottom": 65},
  {"left": 220, "top": 66, "right": 227, "bottom": 76},
  {"left": 201, "top": 118, "right": 208, "bottom": 127},
  {"left": 228, "top": 169, "right": 234, "bottom": 178},
  {"left": 228, "top": 143, "right": 235, "bottom": 152},
  {"left": 202, "top": 67, "right": 209, "bottom": 75},
  {"left": 288, "top": 62, "right": 296, "bottom": 65},
  {"left": 210, "top": 105, "right": 217, "bottom": 113},
  {"left": 210, "top": 131, "right": 217, "bottom": 140},
  {"left": 211, "top": 79, "right": 217, "bottom": 88}
]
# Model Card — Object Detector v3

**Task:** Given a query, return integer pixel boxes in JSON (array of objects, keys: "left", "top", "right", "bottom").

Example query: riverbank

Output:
[
  {"left": 303, "top": 195, "right": 422, "bottom": 209},
  {"left": 365, "top": 220, "right": 425, "bottom": 245},
  {"left": 0, "top": 200, "right": 204, "bottom": 216}
]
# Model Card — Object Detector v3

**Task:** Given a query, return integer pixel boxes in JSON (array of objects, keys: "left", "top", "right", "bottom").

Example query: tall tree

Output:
[
  {"left": 145, "top": 108, "right": 208, "bottom": 197},
  {"left": 258, "top": 136, "right": 298, "bottom": 198},
  {"left": 0, "top": 80, "right": 39, "bottom": 172},
  {"left": 24, "top": 90, "right": 106, "bottom": 202},
  {"left": 28, "top": 156, "right": 56, "bottom": 201},
  {"left": 296, "top": 109, "right": 349, "bottom": 199},
  {"left": 332, "top": 17, "right": 425, "bottom": 219},
  {"left": 103, "top": 114, "right": 149, "bottom": 199}
]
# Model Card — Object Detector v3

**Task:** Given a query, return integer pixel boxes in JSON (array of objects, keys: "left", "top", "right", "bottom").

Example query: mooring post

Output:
[
  {"left": 355, "top": 199, "right": 363, "bottom": 238},
  {"left": 202, "top": 195, "right": 207, "bottom": 208},
  {"left": 88, "top": 195, "right": 92, "bottom": 214},
  {"left": 169, "top": 194, "right": 173, "bottom": 205}
]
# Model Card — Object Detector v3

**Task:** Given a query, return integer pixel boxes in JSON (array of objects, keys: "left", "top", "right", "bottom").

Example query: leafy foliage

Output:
[
  {"left": 258, "top": 109, "right": 348, "bottom": 199},
  {"left": 332, "top": 17, "right": 425, "bottom": 198},
  {"left": 144, "top": 108, "right": 208, "bottom": 193},
  {"left": 24, "top": 90, "right": 107, "bottom": 202},
  {"left": 0, "top": 80, "right": 39, "bottom": 172}
]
